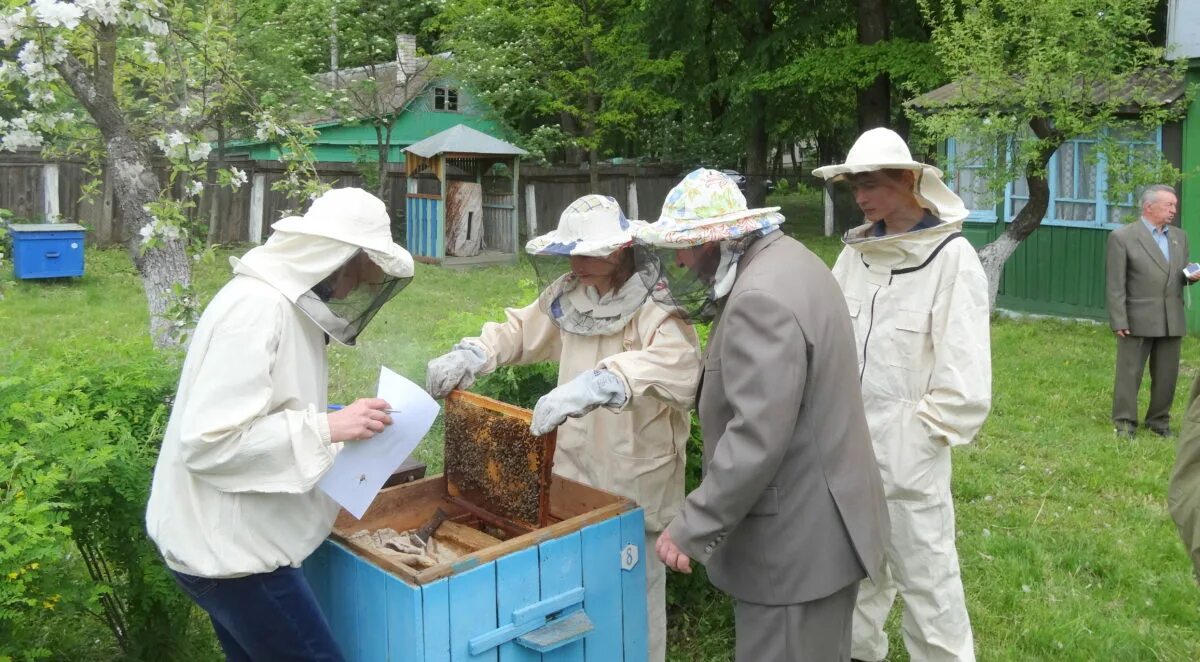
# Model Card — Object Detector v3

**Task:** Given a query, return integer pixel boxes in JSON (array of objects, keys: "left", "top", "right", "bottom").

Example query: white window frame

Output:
[{"left": 949, "top": 127, "right": 1163, "bottom": 229}]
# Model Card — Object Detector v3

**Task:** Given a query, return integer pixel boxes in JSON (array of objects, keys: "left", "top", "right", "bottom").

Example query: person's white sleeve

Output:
[
  {"left": 916, "top": 248, "right": 993, "bottom": 447},
  {"left": 178, "top": 301, "right": 334, "bottom": 494},
  {"left": 598, "top": 311, "right": 701, "bottom": 412},
  {"left": 461, "top": 299, "right": 563, "bottom": 373}
]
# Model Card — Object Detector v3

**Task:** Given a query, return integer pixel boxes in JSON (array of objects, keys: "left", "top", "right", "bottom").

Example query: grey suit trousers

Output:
[
  {"left": 1113, "top": 334, "right": 1183, "bottom": 431},
  {"left": 733, "top": 582, "right": 859, "bottom": 662}
]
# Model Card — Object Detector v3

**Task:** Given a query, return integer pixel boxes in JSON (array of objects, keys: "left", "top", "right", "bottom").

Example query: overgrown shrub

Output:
[
  {"left": 472, "top": 363, "right": 560, "bottom": 409},
  {"left": 0, "top": 352, "right": 216, "bottom": 660}
]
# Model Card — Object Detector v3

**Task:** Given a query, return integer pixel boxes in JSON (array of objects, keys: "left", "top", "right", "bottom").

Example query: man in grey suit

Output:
[
  {"left": 1107, "top": 184, "right": 1199, "bottom": 439},
  {"left": 635, "top": 169, "right": 889, "bottom": 661}
]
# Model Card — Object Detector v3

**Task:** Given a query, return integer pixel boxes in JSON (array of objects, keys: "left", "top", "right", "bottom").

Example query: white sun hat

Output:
[
  {"left": 271, "top": 187, "right": 414, "bottom": 278},
  {"left": 525, "top": 194, "right": 645, "bottom": 257},
  {"left": 812, "top": 127, "right": 968, "bottom": 223}
]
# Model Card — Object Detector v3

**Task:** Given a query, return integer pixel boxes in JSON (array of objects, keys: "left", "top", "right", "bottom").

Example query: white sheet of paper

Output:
[{"left": 318, "top": 366, "right": 440, "bottom": 519}]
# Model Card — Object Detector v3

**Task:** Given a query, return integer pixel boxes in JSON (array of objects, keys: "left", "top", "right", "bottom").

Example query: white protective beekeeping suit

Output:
[
  {"left": 426, "top": 195, "right": 700, "bottom": 662},
  {"left": 146, "top": 188, "right": 414, "bottom": 579},
  {"left": 816, "top": 129, "right": 992, "bottom": 662}
]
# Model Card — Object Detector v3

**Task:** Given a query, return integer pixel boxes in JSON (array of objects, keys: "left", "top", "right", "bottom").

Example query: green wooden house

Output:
[
  {"left": 222, "top": 43, "right": 508, "bottom": 166},
  {"left": 905, "top": 28, "right": 1200, "bottom": 328}
]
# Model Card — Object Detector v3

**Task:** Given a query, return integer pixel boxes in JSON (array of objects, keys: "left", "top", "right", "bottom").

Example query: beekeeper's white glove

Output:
[
  {"left": 425, "top": 342, "right": 488, "bottom": 399},
  {"left": 530, "top": 369, "right": 628, "bottom": 436}
]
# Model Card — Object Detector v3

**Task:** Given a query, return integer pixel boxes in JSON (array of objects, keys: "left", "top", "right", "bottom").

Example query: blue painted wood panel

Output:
[
  {"left": 619, "top": 512, "right": 648, "bottom": 662},
  {"left": 356, "top": 562, "right": 391, "bottom": 661},
  {"left": 580, "top": 518, "right": 622, "bottom": 662},
  {"left": 327, "top": 543, "right": 360, "bottom": 659},
  {"left": 387, "top": 573, "right": 425, "bottom": 662},
  {"left": 302, "top": 543, "right": 331, "bottom": 622},
  {"left": 539, "top": 533, "right": 585, "bottom": 662},
  {"left": 307, "top": 507, "right": 648, "bottom": 661},
  {"left": 423, "top": 578, "right": 452, "bottom": 661},
  {"left": 406, "top": 197, "right": 443, "bottom": 258},
  {"left": 495, "top": 548, "right": 542, "bottom": 662},
  {"left": 449, "top": 564, "right": 499, "bottom": 662}
]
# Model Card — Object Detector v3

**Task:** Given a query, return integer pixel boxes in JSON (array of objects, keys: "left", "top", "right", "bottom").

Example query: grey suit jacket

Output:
[
  {"left": 1106, "top": 220, "right": 1192, "bottom": 337},
  {"left": 667, "top": 232, "right": 889, "bottom": 606}
]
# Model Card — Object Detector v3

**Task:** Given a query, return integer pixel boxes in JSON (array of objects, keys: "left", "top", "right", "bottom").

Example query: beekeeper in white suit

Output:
[
  {"left": 146, "top": 188, "right": 414, "bottom": 661},
  {"left": 814, "top": 128, "right": 992, "bottom": 662},
  {"left": 426, "top": 194, "right": 700, "bottom": 662}
]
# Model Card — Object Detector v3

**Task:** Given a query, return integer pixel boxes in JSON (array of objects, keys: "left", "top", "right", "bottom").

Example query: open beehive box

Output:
[
  {"left": 305, "top": 390, "right": 649, "bottom": 661},
  {"left": 328, "top": 390, "right": 633, "bottom": 586}
]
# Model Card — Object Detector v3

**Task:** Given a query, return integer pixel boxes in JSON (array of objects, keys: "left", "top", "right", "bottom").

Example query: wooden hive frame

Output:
[{"left": 331, "top": 391, "right": 633, "bottom": 586}]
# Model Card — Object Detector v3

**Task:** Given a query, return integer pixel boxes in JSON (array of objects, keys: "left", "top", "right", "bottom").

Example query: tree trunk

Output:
[
  {"left": 791, "top": 142, "right": 801, "bottom": 180},
  {"left": 857, "top": 0, "right": 890, "bottom": 131},
  {"left": 560, "top": 112, "right": 582, "bottom": 164},
  {"left": 375, "top": 123, "right": 391, "bottom": 201},
  {"left": 740, "top": 0, "right": 774, "bottom": 207},
  {"left": 705, "top": 10, "right": 726, "bottom": 125},
  {"left": 206, "top": 121, "right": 226, "bottom": 246},
  {"left": 580, "top": 0, "right": 601, "bottom": 193},
  {"left": 745, "top": 99, "right": 768, "bottom": 206},
  {"left": 978, "top": 118, "right": 1062, "bottom": 309},
  {"left": 57, "top": 32, "right": 192, "bottom": 349}
]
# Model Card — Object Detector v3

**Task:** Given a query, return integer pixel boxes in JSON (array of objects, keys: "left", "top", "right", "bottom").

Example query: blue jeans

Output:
[{"left": 172, "top": 566, "right": 344, "bottom": 662}]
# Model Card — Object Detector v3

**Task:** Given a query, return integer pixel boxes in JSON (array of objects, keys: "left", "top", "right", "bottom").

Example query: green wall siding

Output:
[
  {"left": 964, "top": 221, "right": 1111, "bottom": 321},
  {"left": 224, "top": 83, "right": 509, "bottom": 164},
  {"left": 1181, "top": 65, "right": 1200, "bottom": 331}
]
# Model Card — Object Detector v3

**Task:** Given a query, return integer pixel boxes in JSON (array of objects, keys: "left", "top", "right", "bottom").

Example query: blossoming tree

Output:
[{"left": 0, "top": 0, "right": 308, "bottom": 348}]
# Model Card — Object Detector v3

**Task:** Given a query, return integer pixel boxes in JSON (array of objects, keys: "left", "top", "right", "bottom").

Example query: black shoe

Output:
[
  {"left": 1115, "top": 427, "right": 1136, "bottom": 440},
  {"left": 1148, "top": 426, "right": 1174, "bottom": 438}
]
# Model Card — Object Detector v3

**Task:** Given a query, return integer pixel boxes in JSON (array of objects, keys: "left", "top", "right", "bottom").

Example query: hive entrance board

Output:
[{"left": 443, "top": 390, "right": 557, "bottom": 530}]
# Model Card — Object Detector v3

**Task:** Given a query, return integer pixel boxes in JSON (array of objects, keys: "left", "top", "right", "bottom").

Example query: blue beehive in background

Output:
[{"left": 9, "top": 223, "right": 86, "bottom": 279}]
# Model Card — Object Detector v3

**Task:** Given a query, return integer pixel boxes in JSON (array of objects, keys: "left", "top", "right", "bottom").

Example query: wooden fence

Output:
[{"left": 0, "top": 151, "right": 684, "bottom": 249}]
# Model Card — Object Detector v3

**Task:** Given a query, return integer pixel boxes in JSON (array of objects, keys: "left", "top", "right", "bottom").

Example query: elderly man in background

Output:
[{"left": 1106, "top": 184, "right": 1199, "bottom": 440}]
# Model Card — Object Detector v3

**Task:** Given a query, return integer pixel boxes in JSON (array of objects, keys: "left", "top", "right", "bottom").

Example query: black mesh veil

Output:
[
  {"left": 530, "top": 245, "right": 675, "bottom": 335},
  {"left": 295, "top": 250, "right": 411, "bottom": 345}
]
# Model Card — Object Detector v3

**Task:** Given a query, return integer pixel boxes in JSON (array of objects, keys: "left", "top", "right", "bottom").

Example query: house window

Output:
[
  {"left": 946, "top": 137, "right": 998, "bottom": 221},
  {"left": 952, "top": 127, "right": 1162, "bottom": 228},
  {"left": 434, "top": 87, "right": 459, "bottom": 112}
]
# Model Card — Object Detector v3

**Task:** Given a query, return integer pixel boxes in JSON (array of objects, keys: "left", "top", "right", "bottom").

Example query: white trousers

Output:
[
  {"left": 645, "top": 531, "right": 666, "bottom": 662},
  {"left": 850, "top": 496, "right": 975, "bottom": 662}
]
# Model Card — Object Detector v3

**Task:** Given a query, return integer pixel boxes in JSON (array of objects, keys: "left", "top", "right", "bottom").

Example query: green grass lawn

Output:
[{"left": 2, "top": 216, "right": 1199, "bottom": 659}]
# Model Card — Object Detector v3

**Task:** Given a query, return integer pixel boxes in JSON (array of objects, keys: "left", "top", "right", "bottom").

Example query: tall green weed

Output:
[{"left": 0, "top": 352, "right": 216, "bottom": 660}]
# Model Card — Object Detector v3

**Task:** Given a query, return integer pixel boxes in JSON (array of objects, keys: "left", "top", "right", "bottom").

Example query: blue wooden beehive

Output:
[
  {"left": 304, "top": 391, "right": 649, "bottom": 662},
  {"left": 8, "top": 223, "right": 86, "bottom": 279}
]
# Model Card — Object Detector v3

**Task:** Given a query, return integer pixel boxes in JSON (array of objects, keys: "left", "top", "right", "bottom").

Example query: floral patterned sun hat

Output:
[
  {"left": 525, "top": 194, "right": 646, "bottom": 257},
  {"left": 633, "top": 168, "right": 785, "bottom": 249}
]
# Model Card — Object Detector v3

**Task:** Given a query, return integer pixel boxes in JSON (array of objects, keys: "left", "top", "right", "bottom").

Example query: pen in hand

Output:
[{"left": 327, "top": 404, "right": 403, "bottom": 414}]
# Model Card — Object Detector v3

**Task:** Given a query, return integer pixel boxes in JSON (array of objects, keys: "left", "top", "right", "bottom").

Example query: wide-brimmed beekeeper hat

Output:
[
  {"left": 811, "top": 127, "right": 968, "bottom": 222},
  {"left": 272, "top": 187, "right": 414, "bottom": 278},
  {"left": 633, "top": 168, "right": 784, "bottom": 249},
  {"left": 525, "top": 194, "right": 646, "bottom": 257}
]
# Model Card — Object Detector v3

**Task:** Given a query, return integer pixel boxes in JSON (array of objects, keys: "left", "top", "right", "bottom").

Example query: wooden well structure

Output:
[{"left": 404, "top": 124, "right": 527, "bottom": 266}]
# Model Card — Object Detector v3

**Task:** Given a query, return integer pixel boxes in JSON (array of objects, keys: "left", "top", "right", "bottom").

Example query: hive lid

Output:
[
  {"left": 443, "top": 390, "right": 557, "bottom": 530},
  {"left": 9, "top": 223, "right": 87, "bottom": 232}
]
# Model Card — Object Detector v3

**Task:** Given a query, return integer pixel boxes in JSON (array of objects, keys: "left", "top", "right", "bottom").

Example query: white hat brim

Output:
[
  {"left": 812, "top": 162, "right": 944, "bottom": 180},
  {"left": 525, "top": 220, "right": 646, "bottom": 257}
]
